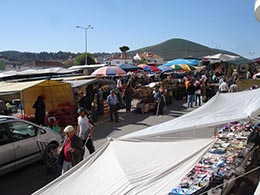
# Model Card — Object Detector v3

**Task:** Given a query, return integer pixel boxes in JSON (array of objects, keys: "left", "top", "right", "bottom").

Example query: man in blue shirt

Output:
[{"left": 106, "top": 90, "right": 119, "bottom": 122}]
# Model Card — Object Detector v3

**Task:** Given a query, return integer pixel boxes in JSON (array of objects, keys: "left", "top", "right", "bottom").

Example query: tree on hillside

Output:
[
  {"left": 0, "top": 61, "right": 5, "bottom": 70},
  {"left": 75, "top": 53, "right": 96, "bottom": 65},
  {"left": 119, "top": 46, "right": 130, "bottom": 63}
]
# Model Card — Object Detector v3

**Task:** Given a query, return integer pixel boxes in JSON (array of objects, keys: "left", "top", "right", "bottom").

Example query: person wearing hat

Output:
[
  {"left": 106, "top": 90, "right": 119, "bottom": 122},
  {"left": 77, "top": 107, "right": 95, "bottom": 157},
  {"left": 60, "top": 125, "right": 83, "bottom": 174}
]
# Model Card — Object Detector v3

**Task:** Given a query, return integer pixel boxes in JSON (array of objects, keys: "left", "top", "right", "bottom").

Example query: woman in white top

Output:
[{"left": 77, "top": 107, "right": 95, "bottom": 157}]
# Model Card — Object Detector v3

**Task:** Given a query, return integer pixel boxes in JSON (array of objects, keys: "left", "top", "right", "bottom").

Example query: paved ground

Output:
[
  {"left": 2, "top": 98, "right": 258, "bottom": 195},
  {"left": 0, "top": 99, "right": 196, "bottom": 195}
]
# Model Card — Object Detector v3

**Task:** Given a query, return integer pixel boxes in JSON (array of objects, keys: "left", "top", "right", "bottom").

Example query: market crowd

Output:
[{"left": 33, "top": 64, "right": 260, "bottom": 175}]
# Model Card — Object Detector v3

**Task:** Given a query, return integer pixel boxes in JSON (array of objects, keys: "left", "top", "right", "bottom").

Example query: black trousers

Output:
[
  {"left": 82, "top": 139, "right": 95, "bottom": 158},
  {"left": 109, "top": 105, "right": 118, "bottom": 121}
]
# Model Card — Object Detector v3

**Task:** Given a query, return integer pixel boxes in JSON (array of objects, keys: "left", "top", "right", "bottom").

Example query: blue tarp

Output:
[{"left": 162, "top": 59, "right": 199, "bottom": 67}]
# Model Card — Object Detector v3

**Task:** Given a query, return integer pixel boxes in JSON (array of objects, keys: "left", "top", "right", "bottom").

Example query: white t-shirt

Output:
[
  {"left": 219, "top": 82, "right": 228, "bottom": 92},
  {"left": 78, "top": 115, "right": 89, "bottom": 140},
  {"left": 201, "top": 74, "right": 207, "bottom": 82},
  {"left": 117, "top": 79, "right": 122, "bottom": 88}
]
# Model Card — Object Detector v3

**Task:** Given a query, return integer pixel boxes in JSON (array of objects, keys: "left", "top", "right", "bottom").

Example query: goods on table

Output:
[
  {"left": 135, "top": 86, "right": 153, "bottom": 99},
  {"left": 169, "top": 121, "right": 255, "bottom": 195},
  {"left": 136, "top": 103, "right": 150, "bottom": 114},
  {"left": 48, "top": 103, "right": 78, "bottom": 127}
]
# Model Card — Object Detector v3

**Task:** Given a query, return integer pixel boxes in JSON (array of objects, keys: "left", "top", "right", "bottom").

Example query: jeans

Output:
[
  {"left": 187, "top": 95, "right": 195, "bottom": 107},
  {"left": 62, "top": 161, "right": 72, "bottom": 175},
  {"left": 195, "top": 94, "right": 201, "bottom": 106}
]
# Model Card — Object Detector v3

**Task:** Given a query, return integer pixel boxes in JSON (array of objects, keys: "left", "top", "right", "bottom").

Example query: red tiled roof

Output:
[{"left": 137, "top": 52, "right": 162, "bottom": 59}]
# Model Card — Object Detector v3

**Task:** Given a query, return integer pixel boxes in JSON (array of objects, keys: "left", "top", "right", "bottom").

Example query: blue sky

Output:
[{"left": 0, "top": 0, "right": 259, "bottom": 58}]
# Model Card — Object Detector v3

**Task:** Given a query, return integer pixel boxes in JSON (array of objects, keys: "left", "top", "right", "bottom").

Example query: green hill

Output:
[
  {"left": 130, "top": 38, "right": 239, "bottom": 61},
  {"left": 0, "top": 51, "right": 79, "bottom": 66}
]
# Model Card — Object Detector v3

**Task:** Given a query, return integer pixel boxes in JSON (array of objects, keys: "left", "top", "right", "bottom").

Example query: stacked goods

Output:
[
  {"left": 136, "top": 103, "right": 150, "bottom": 114},
  {"left": 48, "top": 103, "right": 78, "bottom": 127},
  {"left": 135, "top": 86, "right": 153, "bottom": 99},
  {"left": 103, "top": 101, "right": 109, "bottom": 117},
  {"left": 169, "top": 121, "right": 255, "bottom": 195}
]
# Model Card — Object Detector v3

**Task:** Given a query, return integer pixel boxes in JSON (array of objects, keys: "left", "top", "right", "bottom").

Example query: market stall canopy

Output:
[
  {"left": 65, "top": 78, "right": 114, "bottom": 88},
  {"left": 162, "top": 59, "right": 199, "bottom": 67},
  {"left": 254, "top": 57, "right": 260, "bottom": 63},
  {"left": 227, "top": 57, "right": 253, "bottom": 65},
  {"left": 68, "top": 64, "right": 107, "bottom": 70},
  {"left": 122, "top": 88, "right": 260, "bottom": 140},
  {"left": 33, "top": 137, "right": 215, "bottom": 195},
  {"left": 0, "top": 67, "right": 76, "bottom": 79},
  {"left": 254, "top": 181, "right": 260, "bottom": 195},
  {"left": 118, "top": 64, "right": 140, "bottom": 71},
  {"left": 0, "top": 80, "right": 75, "bottom": 115},
  {"left": 91, "top": 66, "right": 126, "bottom": 76},
  {"left": 171, "top": 64, "right": 196, "bottom": 72},
  {"left": 203, "top": 53, "right": 240, "bottom": 62},
  {"left": 157, "top": 65, "right": 173, "bottom": 73}
]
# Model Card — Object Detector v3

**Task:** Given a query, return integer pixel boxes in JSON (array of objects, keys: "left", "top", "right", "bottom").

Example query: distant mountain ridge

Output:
[
  {"left": 0, "top": 38, "right": 241, "bottom": 66},
  {"left": 130, "top": 38, "right": 240, "bottom": 61}
]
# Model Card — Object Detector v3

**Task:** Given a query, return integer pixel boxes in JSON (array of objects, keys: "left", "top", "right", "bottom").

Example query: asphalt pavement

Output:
[{"left": 0, "top": 99, "right": 194, "bottom": 195}]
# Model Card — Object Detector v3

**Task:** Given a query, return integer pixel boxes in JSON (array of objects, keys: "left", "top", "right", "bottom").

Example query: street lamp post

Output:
[{"left": 76, "top": 25, "right": 94, "bottom": 65}]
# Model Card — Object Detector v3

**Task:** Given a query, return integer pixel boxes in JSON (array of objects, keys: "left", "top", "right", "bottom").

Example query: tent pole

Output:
[
  {"left": 20, "top": 91, "right": 25, "bottom": 119},
  {"left": 48, "top": 79, "right": 54, "bottom": 110}
]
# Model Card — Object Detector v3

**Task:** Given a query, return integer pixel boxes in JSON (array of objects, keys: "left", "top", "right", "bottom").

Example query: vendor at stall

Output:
[{"left": 153, "top": 87, "right": 165, "bottom": 115}]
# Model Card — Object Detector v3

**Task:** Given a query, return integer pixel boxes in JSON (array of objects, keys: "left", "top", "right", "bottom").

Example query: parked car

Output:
[{"left": 0, "top": 115, "right": 63, "bottom": 176}]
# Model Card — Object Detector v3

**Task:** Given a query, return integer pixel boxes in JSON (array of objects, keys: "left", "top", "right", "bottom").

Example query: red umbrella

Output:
[
  {"left": 91, "top": 66, "right": 126, "bottom": 76},
  {"left": 138, "top": 64, "right": 159, "bottom": 72},
  {"left": 149, "top": 65, "right": 159, "bottom": 72}
]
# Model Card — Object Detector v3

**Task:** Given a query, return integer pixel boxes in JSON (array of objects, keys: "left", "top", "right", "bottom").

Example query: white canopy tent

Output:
[
  {"left": 34, "top": 138, "right": 215, "bottom": 195},
  {"left": 33, "top": 89, "right": 260, "bottom": 195},
  {"left": 254, "top": 182, "right": 260, "bottom": 195},
  {"left": 203, "top": 53, "right": 240, "bottom": 63},
  {"left": 255, "top": 0, "right": 260, "bottom": 22},
  {"left": 122, "top": 89, "right": 260, "bottom": 140}
]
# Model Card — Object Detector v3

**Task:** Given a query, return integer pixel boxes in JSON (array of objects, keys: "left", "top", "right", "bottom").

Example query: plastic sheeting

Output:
[
  {"left": 33, "top": 138, "right": 215, "bottom": 195},
  {"left": 122, "top": 89, "right": 260, "bottom": 140},
  {"left": 254, "top": 182, "right": 260, "bottom": 195},
  {"left": 33, "top": 88, "right": 260, "bottom": 195}
]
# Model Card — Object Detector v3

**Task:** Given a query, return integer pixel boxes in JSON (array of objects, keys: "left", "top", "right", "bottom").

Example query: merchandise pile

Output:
[
  {"left": 47, "top": 103, "right": 78, "bottom": 127},
  {"left": 135, "top": 86, "right": 153, "bottom": 99},
  {"left": 169, "top": 121, "right": 256, "bottom": 195}
]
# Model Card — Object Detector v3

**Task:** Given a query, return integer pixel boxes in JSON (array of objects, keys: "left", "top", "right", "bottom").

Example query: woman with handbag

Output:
[{"left": 58, "top": 125, "right": 83, "bottom": 175}]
